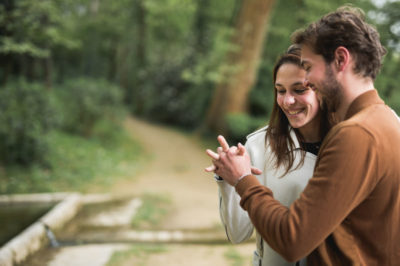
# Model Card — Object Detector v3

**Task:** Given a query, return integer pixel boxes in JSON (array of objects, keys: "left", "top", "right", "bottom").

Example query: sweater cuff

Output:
[
  {"left": 235, "top": 175, "right": 261, "bottom": 196},
  {"left": 213, "top": 174, "right": 224, "bottom": 182}
]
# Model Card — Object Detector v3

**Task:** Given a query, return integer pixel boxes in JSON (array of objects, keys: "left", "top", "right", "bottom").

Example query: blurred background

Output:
[{"left": 0, "top": 0, "right": 399, "bottom": 194}]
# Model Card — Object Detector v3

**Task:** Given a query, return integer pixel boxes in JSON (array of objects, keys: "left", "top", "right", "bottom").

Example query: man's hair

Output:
[{"left": 292, "top": 5, "right": 386, "bottom": 80}]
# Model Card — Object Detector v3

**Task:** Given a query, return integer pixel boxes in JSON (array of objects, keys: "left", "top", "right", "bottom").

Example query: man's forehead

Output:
[
  {"left": 300, "top": 45, "right": 321, "bottom": 64},
  {"left": 300, "top": 45, "right": 314, "bottom": 58}
]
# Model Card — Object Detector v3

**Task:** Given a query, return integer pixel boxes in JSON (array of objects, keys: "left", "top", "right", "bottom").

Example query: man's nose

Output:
[
  {"left": 303, "top": 79, "right": 310, "bottom": 88},
  {"left": 303, "top": 79, "right": 315, "bottom": 91}
]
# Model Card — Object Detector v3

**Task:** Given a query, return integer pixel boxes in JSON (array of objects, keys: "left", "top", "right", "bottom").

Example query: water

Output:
[
  {"left": 43, "top": 223, "right": 60, "bottom": 247},
  {"left": 0, "top": 202, "right": 54, "bottom": 247}
]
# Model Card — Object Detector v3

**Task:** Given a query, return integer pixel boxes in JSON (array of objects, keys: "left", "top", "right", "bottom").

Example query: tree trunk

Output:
[
  {"left": 107, "top": 42, "right": 118, "bottom": 82},
  {"left": 136, "top": 0, "right": 146, "bottom": 69},
  {"left": 90, "top": 0, "right": 99, "bottom": 15},
  {"left": 205, "top": 0, "right": 276, "bottom": 134},
  {"left": 193, "top": 0, "right": 211, "bottom": 55},
  {"left": 43, "top": 56, "right": 52, "bottom": 89},
  {"left": 130, "top": 0, "right": 147, "bottom": 111}
]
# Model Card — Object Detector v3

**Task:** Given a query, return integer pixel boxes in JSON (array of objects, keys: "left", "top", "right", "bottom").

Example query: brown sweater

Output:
[{"left": 236, "top": 90, "right": 400, "bottom": 265}]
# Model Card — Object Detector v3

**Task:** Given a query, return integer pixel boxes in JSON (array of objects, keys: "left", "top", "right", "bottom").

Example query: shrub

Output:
[
  {"left": 226, "top": 112, "right": 266, "bottom": 143},
  {"left": 0, "top": 80, "right": 56, "bottom": 165},
  {"left": 56, "top": 78, "right": 123, "bottom": 137}
]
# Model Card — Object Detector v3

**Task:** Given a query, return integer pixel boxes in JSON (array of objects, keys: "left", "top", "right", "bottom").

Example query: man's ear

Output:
[{"left": 334, "top": 46, "right": 350, "bottom": 72}]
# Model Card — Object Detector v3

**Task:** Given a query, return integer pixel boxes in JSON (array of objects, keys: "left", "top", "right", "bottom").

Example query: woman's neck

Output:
[
  {"left": 298, "top": 127, "right": 321, "bottom": 143},
  {"left": 297, "top": 113, "right": 322, "bottom": 143}
]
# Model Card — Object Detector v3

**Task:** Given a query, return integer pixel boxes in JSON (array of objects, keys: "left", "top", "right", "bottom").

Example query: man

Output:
[{"left": 207, "top": 6, "right": 400, "bottom": 265}]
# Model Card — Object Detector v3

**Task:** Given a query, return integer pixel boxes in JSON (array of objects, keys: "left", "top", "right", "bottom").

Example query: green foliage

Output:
[
  {"left": 0, "top": 37, "right": 49, "bottom": 58},
  {"left": 224, "top": 247, "right": 246, "bottom": 266},
  {"left": 0, "top": 0, "right": 79, "bottom": 58},
  {"left": 136, "top": 10, "right": 239, "bottom": 128},
  {"left": 107, "top": 244, "right": 167, "bottom": 266},
  {"left": 370, "top": 0, "right": 400, "bottom": 52},
  {"left": 368, "top": 1, "right": 400, "bottom": 112},
  {"left": 0, "top": 80, "right": 56, "bottom": 165},
  {"left": 226, "top": 113, "right": 266, "bottom": 144},
  {"left": 182, "top": 27, "right": 238, "bottom": 85},
  {"left": 56, "top": 78, "right": 124, "bottom": 136},
  {"left": 0, "top": 120, "right": 142, "bottom": 194},
  {"left": 1, "top": 0, "right": 399, "bottom": 142}
]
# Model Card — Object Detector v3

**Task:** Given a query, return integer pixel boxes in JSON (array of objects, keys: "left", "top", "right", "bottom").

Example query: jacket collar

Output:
[
  {"left": 345, "top": 90, "right": 384, "bottom": 120},
  {"left": 289, "top": 127, "right": 301, "bottom": 149}
]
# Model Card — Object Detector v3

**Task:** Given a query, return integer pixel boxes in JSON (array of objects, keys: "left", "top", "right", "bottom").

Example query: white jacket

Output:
[{"left": 217, "top": 126, "right": 317, "bottom": 266}]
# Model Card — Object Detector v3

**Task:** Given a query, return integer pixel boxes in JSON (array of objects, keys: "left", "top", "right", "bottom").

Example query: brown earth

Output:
[
  {"left": 107, "top": 117, "right": 255, "bottom": 265},
  {"left": 110, "top": 117, "right": 222, "bottom": 230},
  {"left": 23, "top": 117, "right": 255, "bottom": 266}
]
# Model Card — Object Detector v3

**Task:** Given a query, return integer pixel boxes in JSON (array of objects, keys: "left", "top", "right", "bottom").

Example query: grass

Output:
[
  {"left": 0, "top": 118, "right": 143, "bottom": 193},
  {"left": 224, "top": 247, "right": 246, "bottom": 266},
  {"left": 106, "top": 244, "right": 167, "bottom": 266},
  {"left": 131, "top": 193, "right": 172, "bottom": 229}
]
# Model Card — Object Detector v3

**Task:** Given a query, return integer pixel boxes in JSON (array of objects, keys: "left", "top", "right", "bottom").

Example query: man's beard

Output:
[{"left": 318, "top": 64, "right": 343, "bottom": 114}]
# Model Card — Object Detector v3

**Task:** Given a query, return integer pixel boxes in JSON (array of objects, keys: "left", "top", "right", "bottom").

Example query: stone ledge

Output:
[
  {"left": 0, "top": 193, "right": 72, "bottom": 206},
  {"left": 0, "top": 193, "right": 82, "bottom": 266},
  {"left": 60, "top": 229, "right": 247, "bottom": 245}
]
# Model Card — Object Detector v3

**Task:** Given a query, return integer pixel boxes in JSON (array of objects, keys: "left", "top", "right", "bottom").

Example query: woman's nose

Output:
[{"left": 284, "top": 94, "right": 295, "bottom": 106}]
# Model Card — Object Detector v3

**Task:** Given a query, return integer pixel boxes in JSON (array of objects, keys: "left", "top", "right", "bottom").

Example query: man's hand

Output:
[{"left": 204, "top": 135, "right": 261, "bottom": 186}]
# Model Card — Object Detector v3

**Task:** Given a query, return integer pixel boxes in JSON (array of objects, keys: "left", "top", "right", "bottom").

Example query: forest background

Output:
[{"left": 0, "top": 0, "right": 399, "bottom": 193}]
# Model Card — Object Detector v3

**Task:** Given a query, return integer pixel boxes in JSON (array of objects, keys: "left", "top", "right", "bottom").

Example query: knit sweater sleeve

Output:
[{"left": 235, "top": 125, "right": 379, "bottom": 262}]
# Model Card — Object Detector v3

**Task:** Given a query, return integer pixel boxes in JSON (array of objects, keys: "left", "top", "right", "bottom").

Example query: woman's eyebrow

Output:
[
  {"left": 275, "top": 81, "right": 304, "bottom": 88},
  {"left": 291, "top": 82, "right": 304, "bottom": 86}
]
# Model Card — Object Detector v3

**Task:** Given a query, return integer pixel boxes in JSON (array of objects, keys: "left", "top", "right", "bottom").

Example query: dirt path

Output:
[
  {"left": 110, "top": 116, "right": 221, "bottom": 230},
  {"left": 107, "top": 117, "right": 254, "bottom": 266},
  {"left": 25, "top": 116, "right": 255, "bottom": 266}
]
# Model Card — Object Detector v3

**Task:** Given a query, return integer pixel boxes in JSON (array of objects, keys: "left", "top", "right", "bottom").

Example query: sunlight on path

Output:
[{"left": 111, "top": 117, "right": 220, "bottom": 230}]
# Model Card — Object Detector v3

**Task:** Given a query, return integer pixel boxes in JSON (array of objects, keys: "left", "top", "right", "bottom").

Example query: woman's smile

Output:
[{"left": 285, "top": 108, "right": 305, "bottom": 116}]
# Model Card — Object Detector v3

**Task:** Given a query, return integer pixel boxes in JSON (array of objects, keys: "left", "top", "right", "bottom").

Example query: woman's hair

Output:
[{"left": 265, "top": 44, "right": 331, "bottom": 176}]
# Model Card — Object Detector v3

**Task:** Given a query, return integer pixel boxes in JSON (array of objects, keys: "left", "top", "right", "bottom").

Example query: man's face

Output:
[{"left": 301, "top": 45, "right": 342, "bottom": 113}]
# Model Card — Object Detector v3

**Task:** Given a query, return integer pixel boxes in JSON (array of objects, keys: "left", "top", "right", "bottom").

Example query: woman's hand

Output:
[{"left": 204, "top": 135, "right": 262, "bottom": 186}]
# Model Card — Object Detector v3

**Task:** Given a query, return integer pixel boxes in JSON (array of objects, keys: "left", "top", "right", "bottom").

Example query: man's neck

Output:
[{"left": 336, "top": 77, "right": 375, "bottom": 122}]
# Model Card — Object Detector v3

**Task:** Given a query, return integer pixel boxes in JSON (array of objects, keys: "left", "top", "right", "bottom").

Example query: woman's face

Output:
[{"left": 275, "top": 63, "right": 321, "bottom": 136}]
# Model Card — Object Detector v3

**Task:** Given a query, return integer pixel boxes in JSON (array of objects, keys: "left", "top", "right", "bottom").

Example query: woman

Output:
[{"left": 206, "top": 45, "right": 333, "bottom": 266}]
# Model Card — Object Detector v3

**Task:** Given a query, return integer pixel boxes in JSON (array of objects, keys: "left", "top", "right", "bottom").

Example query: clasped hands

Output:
[{"left": 204, "top": 135, "right": 262, "bottom": 186}]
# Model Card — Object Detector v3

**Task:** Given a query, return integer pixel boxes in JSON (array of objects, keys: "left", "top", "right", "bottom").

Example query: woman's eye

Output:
[
  {"left": 277, "top": 90, "right": 285, "bottom": 95},
  {"left": 294, "top": 87, "right": 307, "bottom": 94}
]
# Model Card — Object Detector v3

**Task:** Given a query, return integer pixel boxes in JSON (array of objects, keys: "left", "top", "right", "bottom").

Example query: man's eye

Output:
[
  {"left": 277, "top": 90, "right": 285, "bottom": 94},
  {"left": 304, "top": 65, "right": 311, "bottom": 72}
]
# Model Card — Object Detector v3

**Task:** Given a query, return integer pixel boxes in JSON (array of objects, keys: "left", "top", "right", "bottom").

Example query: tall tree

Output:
[
  {"left": 129, "top": 0, "right": 147, "bottom": 110},
  {"left": 0, "top": 0, "right": 78, "bottom": 86},
  {"left": 205, "top": 0, "right": 276, "bottom": 134}
]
